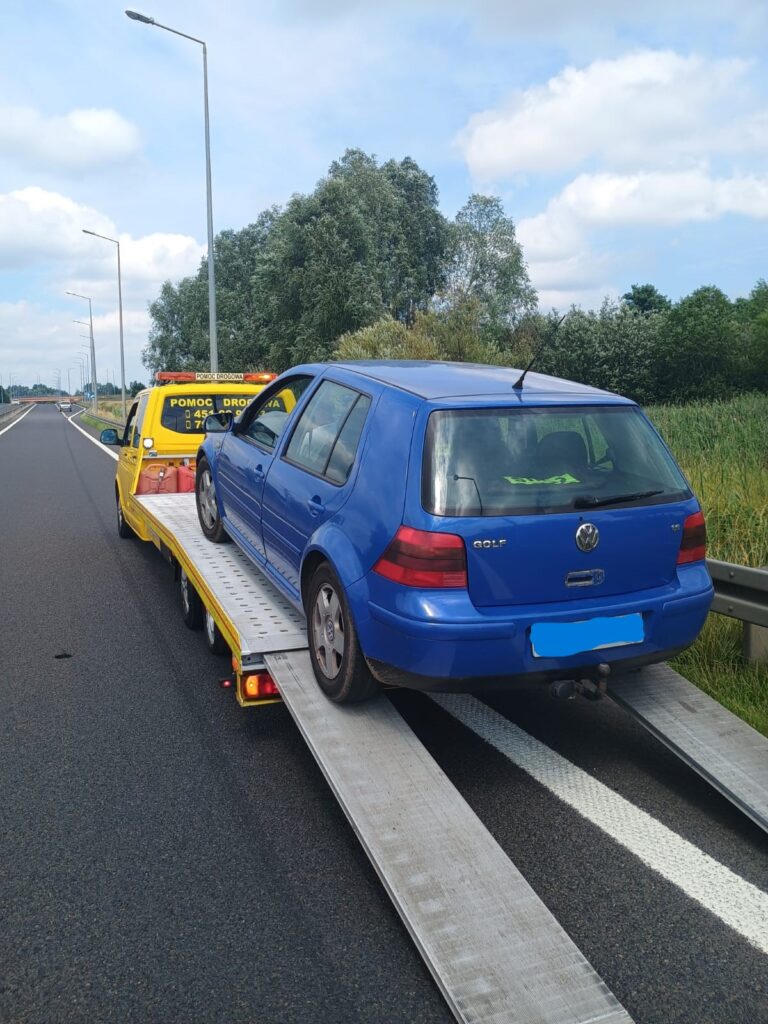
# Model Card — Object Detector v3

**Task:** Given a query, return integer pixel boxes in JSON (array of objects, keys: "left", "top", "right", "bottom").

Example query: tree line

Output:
[{"left": 144, "top": 148, "right": 768, "bottom": 406}]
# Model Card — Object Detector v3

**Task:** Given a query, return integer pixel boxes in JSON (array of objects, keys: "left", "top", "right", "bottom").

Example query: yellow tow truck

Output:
[{"left": 100, "top": 371, "right": 274, "bottom": 541}]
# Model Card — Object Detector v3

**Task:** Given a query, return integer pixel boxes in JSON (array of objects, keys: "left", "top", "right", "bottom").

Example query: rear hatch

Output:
[{"left": 421, "top": 403, "right": 693, "bottom": 608}]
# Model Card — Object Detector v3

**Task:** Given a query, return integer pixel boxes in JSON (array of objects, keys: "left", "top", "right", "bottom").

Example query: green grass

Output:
[{"left": 646, "top": 393, "right": 768, "bottom": 735}]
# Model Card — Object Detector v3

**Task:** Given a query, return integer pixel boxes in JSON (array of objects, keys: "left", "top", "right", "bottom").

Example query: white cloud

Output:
[
  {"left": 518, "top": 169, "right": 768, "bottom": 308},
  {"left": 458, "top": 51, "right": 768, "bottom": 179},
  {"left": 0, "top": 187, "right": 205, "bottom": 387},
  {"left": 0, "top": 105, "right": 142, "bottom": 173}
]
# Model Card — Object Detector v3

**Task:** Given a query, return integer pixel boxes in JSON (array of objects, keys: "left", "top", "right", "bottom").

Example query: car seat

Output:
[{"left": 535, "top": 430, "right": 589, "bottom": 479}]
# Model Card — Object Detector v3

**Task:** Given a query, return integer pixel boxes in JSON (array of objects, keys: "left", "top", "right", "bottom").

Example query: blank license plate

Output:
[{"left": 530, "top": 613, "right": 644, "bottom": 659}]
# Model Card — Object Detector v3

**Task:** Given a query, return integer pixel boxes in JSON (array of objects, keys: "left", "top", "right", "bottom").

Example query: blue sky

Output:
[{"left": 1, "top": 0, "right": 767, "bottom": 390}]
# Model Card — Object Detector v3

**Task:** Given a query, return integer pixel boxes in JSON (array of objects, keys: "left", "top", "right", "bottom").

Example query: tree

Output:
[
  {"left": 622, "top": 283, "right": 672, "bottom": 315},
  {"left": 655, "top": 286, "right": 736, "bottom": 403},
  {"left": 256, "top": 149, "right": 448, "bottom": 369},
  {"left": 439, "top": 194, "right": 536, "bottom": 334},
  {"left": 129, "top": 381, "right": 145, "bottom": 397}
]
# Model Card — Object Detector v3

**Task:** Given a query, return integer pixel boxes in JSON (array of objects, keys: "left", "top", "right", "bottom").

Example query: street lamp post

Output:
[
  {"left": 125, "top": 9, "right": 218, "bottom": 372},
  {"left": 75, "top": 355, "right": 87, "bottom": 396},
  {"left": 82, "top": 228, "right": 127, "bottom": 421},
  {"left": 67, "top": 291, "right": 97, "bottom": 412}
]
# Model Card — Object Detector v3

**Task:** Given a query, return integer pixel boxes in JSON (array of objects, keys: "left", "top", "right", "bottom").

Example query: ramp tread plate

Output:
[
  {"left": 136, "top": 494, "right": 307, "bottom": 656},
  {"left": 609, "top": 663, "right": 768, "bottom": 833},
  {"left": 266, "top": 650, "right": 633, "bottom": 1024}
]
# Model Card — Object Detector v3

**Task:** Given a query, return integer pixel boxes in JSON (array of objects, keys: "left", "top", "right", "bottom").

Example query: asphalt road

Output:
[{"left": 1, "top": 405, "right": 766, "bottom": 1024}]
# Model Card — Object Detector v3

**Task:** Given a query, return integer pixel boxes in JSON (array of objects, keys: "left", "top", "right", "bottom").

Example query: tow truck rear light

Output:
[
  {"left": 242, "top": 672, "right": 279, "bottom": 700},
  {"left": 677, "top": 510, "right": 707, "bottom": 564},
  {"left": 373, "top": 526, "right": 467, "bottom": 588}
]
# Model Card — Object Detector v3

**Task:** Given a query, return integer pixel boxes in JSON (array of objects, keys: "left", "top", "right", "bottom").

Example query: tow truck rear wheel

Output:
[
  {"left": 179, "top": 567, "right": 204, "bottom": 630},
  {"left": 204, "top": 608, "right": 228, "bottom": 654},
  {"left": 306, "top": 562, "right": 378, "bottom": 704},
  {"left": 196, "top": 457, "right": 229, "bottom": 543},
  {"left": 116, "top": 494, "right": 133, "bottom": 539}
]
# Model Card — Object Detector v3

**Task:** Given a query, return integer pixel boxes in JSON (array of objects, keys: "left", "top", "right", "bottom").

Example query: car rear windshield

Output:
[
  {"left": 423, "top": 405, "right": 691, "bottom": 517},
  {"left": 160, "top": 393, "right": 253, "bottom": 434}
]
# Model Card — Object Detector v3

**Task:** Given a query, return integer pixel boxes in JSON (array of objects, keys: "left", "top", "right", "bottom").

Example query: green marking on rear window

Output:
[{"left": 503, "top": 473, "right": 581, "bottom": 486}]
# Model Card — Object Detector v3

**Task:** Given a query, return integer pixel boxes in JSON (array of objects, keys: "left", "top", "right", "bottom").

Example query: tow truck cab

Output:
[{"left": 101, "top": 371, "right": 274, "bottom": 542}]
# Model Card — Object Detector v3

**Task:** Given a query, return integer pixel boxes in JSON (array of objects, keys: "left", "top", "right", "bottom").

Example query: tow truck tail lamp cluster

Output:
[
  {"left": 677, "top": 510, "right": 707, "bottom": 564},
  {"left": 155, "top": 371, "right": 277, "bottom": 384},
  {"left": 242, "top": 672, "right": 279, "bottom": 700},
  {"left": 373, "top": 526, "right": 467, "bottom": 588}
]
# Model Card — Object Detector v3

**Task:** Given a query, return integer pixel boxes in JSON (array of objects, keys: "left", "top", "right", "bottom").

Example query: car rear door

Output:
[{"left": 261, "top": 379, "right": 373, "bottom": 599}]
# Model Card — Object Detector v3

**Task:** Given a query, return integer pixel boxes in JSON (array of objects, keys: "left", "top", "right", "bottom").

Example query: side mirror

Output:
[
  {"left": 204, "top": 411, "right": 233, "bottom": 433},
  {"left": 100, "top": 428, "right": 121, "bottom": 446}
]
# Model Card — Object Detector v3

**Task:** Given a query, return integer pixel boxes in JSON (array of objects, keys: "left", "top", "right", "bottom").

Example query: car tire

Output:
[
  {"left": 196, "top": 457, "right": 229, "bottom": 543},
  {"left": 180, "top": 567, "right": 204, "bottom": 630},
  {"left": 306, "top": 562, "right": 378, "bottom": 703},
  {"left": 116, "top": 494, "right": 133, "bottom": 539},
  {"left": 204, "top": 608, "right": 228, "bottom": 654}
]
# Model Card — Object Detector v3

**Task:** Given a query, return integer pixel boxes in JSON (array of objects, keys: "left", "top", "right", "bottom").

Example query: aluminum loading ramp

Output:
[
  {"left": 609, "top": 663, "right": 768, "bottom": 834},
  {"left": 266, "top": 650, "right": 633, "bottom": 1024}
]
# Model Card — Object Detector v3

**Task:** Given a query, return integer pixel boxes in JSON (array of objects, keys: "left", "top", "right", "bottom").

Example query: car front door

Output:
[
  {"left": 261, "top": 379, "right": 373, "bottom": 599},
  {"left": 215, "top": 375, "right": 314, "bottom": 560}
]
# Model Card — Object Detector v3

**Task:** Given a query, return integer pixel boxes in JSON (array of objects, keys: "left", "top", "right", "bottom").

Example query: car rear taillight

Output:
[
  {"left": 373, "top": 526, "right": 467, "bottom": 588},
  {"left": 677, "top": 510, "right": 707, "bottom": 564}
]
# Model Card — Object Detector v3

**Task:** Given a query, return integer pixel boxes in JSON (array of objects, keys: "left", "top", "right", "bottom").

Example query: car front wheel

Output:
[
  {"left": 196, "top": 457, "right": 229, "bottom": 543},
  {"left": 306, "top": 562, "right": 378, "bottom": 703}
]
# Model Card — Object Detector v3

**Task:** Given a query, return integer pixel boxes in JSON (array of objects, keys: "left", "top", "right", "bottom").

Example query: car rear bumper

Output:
[{"left": 354, "top": 563, "right": 713, "bottom": 690}]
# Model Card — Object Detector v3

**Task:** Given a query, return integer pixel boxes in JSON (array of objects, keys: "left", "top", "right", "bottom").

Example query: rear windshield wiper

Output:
[{"left": 573, "top": 489, "right": 663, "bottom": 509}]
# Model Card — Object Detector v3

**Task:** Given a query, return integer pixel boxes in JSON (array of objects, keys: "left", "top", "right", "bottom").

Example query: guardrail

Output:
[
  {"left": 76, "top": 406, "right": 126, "bottom": 430},
  {"left": 707, "top": 559, "right": 768, "bottom": 629}
]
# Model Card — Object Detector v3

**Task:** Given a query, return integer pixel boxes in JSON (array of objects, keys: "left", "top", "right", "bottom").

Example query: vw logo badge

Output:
[{"left": 575, "top": 522, "right": 599, "bottom": 552}]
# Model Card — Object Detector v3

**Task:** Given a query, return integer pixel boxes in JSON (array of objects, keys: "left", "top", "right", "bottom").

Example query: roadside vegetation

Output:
[{"left": 648, "top": 393, "right": 768, "bottom": 735}]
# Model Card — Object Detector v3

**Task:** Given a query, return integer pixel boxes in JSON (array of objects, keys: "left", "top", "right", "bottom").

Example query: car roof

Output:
[{"left": 326, "top": 360, "right": 630, "bottom": 403}]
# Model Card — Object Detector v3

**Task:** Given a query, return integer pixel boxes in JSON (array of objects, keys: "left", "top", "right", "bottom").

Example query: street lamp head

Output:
[{"left": 125, "top": 9, "right": 155, "bottom": 23}]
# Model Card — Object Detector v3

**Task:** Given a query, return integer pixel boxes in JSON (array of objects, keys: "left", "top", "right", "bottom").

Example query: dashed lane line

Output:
[
  {"left": 432, "top": 693, "right": 768, "bottom": 957},
  {"left": 66, "top": 407, "right": 118, "bottom": 461},
  {"left": 0, "top": 404, "right": 36, "bottom": 437}
]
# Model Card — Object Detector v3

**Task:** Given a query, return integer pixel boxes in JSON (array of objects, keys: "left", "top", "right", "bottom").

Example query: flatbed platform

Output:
[{"left": 136, "top": 493, "right": 307, "bottom": 668}]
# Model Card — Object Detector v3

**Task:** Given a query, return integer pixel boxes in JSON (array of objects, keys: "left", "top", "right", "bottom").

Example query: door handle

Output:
[
  {"left": 253, "top": 464, "right": 265, "bottom": 483},
  {"left": 307, "top": 496, "right": 325, "bottom": 517}
]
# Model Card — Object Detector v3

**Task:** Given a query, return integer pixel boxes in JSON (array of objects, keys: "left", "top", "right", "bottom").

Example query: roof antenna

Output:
[{"left": 512, "top": 314, "right": 566, "bottom": 390}]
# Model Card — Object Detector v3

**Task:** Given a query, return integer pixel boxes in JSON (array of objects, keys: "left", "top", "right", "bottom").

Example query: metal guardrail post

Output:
[{"left": 706, "top": 558, "right": 768, "bottom": 664}]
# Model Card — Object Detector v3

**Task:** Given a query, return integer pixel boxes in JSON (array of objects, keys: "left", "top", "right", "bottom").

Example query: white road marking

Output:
[
  {"left": 66, "top": 407, "right": 119, "bottom": 461},
  {"left": 0, "top": 403, "right": 36, "bottom": 437},
  {"left": 432, "top": 693, "right": 768, "bottom": 956}
]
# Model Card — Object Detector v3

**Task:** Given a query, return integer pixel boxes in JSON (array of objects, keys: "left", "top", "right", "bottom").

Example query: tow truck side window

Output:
[
  {"left": 122, "top": 401, "right": 139, "bottom": 447},
  {"left": 132, "top": 395, "right": 149, "bottom": 447}
]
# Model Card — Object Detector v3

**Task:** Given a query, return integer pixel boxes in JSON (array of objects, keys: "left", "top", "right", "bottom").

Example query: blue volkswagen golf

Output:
[{"left": 195, "top": 361, "right": 713, "bottom": 703}]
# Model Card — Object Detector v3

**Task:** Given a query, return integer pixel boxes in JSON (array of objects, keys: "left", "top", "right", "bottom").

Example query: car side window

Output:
[
  {"left": 241, "top": 376, "right": 313, "bottom": 450},
  {"left": 285, "top": 380, "right": 370, "bottom": 483}
]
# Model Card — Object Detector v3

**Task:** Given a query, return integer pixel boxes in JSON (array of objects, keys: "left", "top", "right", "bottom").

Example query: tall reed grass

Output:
[{"left": 647, "top": 393, "right": 768, "bottom": 734}]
